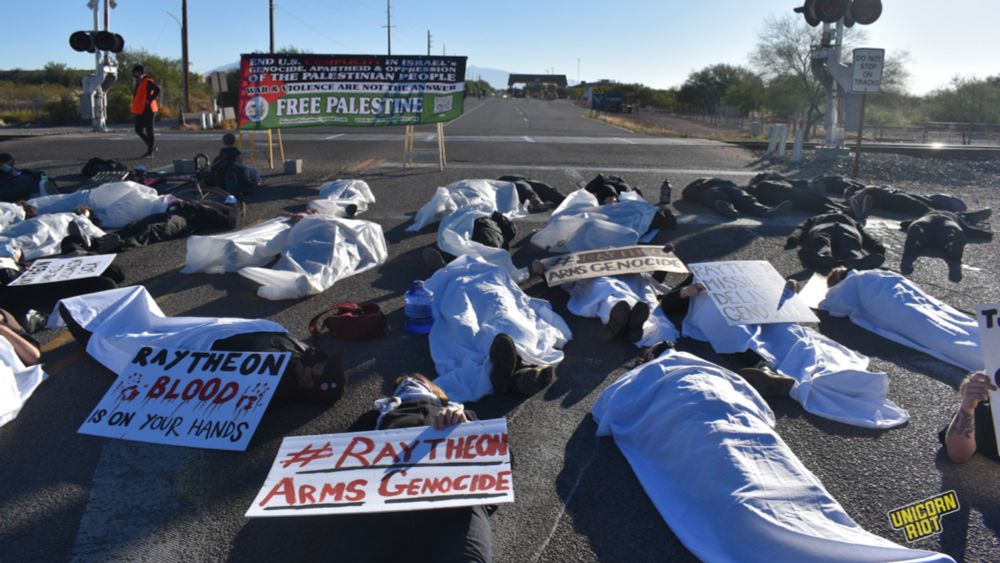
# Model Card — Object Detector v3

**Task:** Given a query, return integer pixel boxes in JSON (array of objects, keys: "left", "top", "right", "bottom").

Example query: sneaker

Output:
[
  {"left": 628, "top": 302, "right": 651, "bottom": 343},
  {"left": 344, "top": 203, "right": 358, "bottom": 218},
  {"left": 421, "top": 247, "right": 447, "bottom": 273},
  {"left": 714, "top": 200, "right": 739, "bottom": 219},
  {"left": 512, "top": 364, "right": 556, "bottom": 395},
  {"left": 600, "top": 301, "right": 631, "bottom": 343},
  {"left": 489, "top": 333, "right": 518, "bottom": 393},
  {"left": 96, "top": 233, "right": 122, "bottom": 254},
  {"left": 737, "top": 365, "right": 795, "bottom": 398},
  {"left": 23, "top": 310, "right": 48, "bottom": 334},
  {"left": 763, "top": 200, "right": 793, "bottom": 218},
  {"left": 526, "top": 198, "right": 550, "bottom": 213},
  {"left": 962, "top": 208, "right": 992, "bottom": 223},
  {"left": 67, "top": 220, "right": 91, "bottom": 249}
]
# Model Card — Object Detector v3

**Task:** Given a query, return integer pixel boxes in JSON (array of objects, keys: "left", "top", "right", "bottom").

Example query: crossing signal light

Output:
[
  {"left": 794, "top": 0, "right": 881, "bottom": 26},
  {"left": 850, "top": 0, "right": 882, "bottom": 25},
  {"left": 69, "top": 30, "right": 125, "bottom": 54}
]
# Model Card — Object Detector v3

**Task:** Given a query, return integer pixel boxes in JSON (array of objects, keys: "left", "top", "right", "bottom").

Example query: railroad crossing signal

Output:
[
  {"left": 794, "top": 0, "right": 882, "bottom": 27},
  {"left": 69, "top": 30, "right": 125, "bottom": 54}
]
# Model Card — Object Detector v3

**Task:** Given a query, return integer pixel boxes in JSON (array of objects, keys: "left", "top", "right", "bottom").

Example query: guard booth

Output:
[{"left": 507, "top": 74, "right": 568, "bottom": 99}]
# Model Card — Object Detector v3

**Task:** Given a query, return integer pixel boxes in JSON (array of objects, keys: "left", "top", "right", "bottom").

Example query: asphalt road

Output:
[{"left": 1, "top": 98, "right": 998, "bottom": 562}]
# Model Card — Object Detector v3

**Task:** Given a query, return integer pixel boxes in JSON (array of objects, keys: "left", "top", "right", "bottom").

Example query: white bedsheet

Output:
[
  {"left": 530, "top": 189, "right": 657, "bottom": 253},
  {"left": 183, "top": 217, "right": 292, "bottom": 274},
  {"left": 566, "top": 273, "right": 679, "bottom": 348},
  {"left": 29, "top": 181, "right": 169, "bottom": 228},
  {"left": 592, "top": 350, "right": 953, "bottom": 563},
  {"left": 438, "top": 203, "right": 527, "bottom": 283},
  {"left": 423, "top": 255, "right": 571, "bottom": 403},
  {"left": 0, "top": 213, "right": 105, "bottom": 260},
  {"left": 821, "top": 269, "right": 982, "bottom": 372},
  {"left": 307, "top": 179, "right": 376, "bottom": 217},
  {"left": 0, "top": 202, "right": 26, "bottom": 231},
  {"left": 406, "top": 179, "right": 522, "bottom": 233},
  {"left": 0, "top": 334, "right": 48, "bottom": 427}
]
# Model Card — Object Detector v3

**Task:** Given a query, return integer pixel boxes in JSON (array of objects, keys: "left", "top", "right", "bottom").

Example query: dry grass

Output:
[{"left": 589, "top": 112, "right": 752, "bottom": 143}]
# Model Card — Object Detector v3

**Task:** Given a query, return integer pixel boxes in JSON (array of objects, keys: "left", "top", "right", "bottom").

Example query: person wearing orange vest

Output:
[{"left": 131, "top": 65, "right": 161, "bottom": 158}]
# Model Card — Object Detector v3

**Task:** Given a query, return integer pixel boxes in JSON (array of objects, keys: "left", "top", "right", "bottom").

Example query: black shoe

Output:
[
  {"left": 962, "top": 207, "right": 992, "bottom": 223},
  {"left": 344, "top": 203, "right": 358, "bottom": 218},
  {"left": 512, "top": 364, "right": 556, "bottom": 395},
  {"left": 714, "top": 200, "right": 739, "bottom": 219},
  {"left": 96, "top": 233, "right": 122, "bottom": 254},
  {"left": 526, "top": 198, "right": 550, "bottom": 213},
  {"left": 763, "top": 200, "right": 793, "bottom": 218},
  {"left": 421, "top": 247, "right": 447, "bottom": 274},
  {"left": 635, "top": 340, "right": 674, "bottom": 366},
  {"left": 737, "top": 365, "right": 795, "bottom": 398},
  {"left": 67, "top": 221, "right": 91, "bottom": 249},
  {"left": 489, "top": 333, "right": 518, "bottom": 393},
  {"left": 600, "top": 301, "right": 631, "bottom": 343},
  {"left": 628, "top": 302, "right": 651, "bottom": 343}
]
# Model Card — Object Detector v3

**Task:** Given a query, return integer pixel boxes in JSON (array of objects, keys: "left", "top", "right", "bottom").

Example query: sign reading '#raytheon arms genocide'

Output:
[
  {"left": 246, "top": 418, "right": 513, "bottom": 517},
  {"left": 238, "top": 54, "right": 467, "bottom": 129},
  {"left": 541, "top": 246, "right": 688, "bottom": 286},
  {"left": 8, "top": 254, "right": 116, "bottom": 286},
  {"left": 975, "top": 304, "right": 1000, "bottom": 454},
  {"left": 688, "top": 261, "right": 820, "bottom": 326},
  {"left": 79, "top": 347, "right": 290, "bottom": 451},
  {"left": 852, "top": 48, "right": 885, "bottom": 93}
]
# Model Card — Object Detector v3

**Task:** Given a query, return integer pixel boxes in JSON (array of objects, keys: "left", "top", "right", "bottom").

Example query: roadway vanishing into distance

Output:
[{"left": 1, "top": 98, "right": 997, "bottom": 562}]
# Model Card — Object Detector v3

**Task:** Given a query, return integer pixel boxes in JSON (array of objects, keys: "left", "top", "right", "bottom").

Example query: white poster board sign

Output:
[
  {"left": 852, "top": 48, "right": 885, "bottom": 93},
  {"left": 246, "top": 418, "right": 513, "bottom": 517},
  {"left": 79, "top": 346, "right": 289, "bottom": 451},
  {"left": 8, "top": 254, "right": 116, "bottom": 286},
  {"left": 689, "top": 260, "right": 820, "bottom": 326},
  {"left": 541, "top": 246, "right": 688, "bottom": 286},
  {"left": 975, "top": 305, "right": 1000, "bottom": 455}
]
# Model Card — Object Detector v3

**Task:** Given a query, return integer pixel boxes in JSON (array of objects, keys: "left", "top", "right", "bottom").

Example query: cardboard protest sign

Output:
[
  {"left": 238, "top": 54, "right": 467, "bottom": 130},
  {"left": 975, "top": 304, "right": 1000, "bottom": 455},
  {"left": 246, "top": 418, "right": 513, "bottom": 517},
  {"left": 8, "top": 254, "right": 116, "bottom": 286},
  {"left": 541, "top": 246, "right": 688, "bottom": 286},
  {"left": 688, "top": 261, "right": 819, "bottom": 326},
  {"left": 796, "top": 272, "right": 830, "bottom": 310},
  {"left": 79, "top": 347, "right": 289, "bottom": 451}
]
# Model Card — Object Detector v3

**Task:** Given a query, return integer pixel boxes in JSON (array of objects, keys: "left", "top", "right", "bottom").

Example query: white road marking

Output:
[
  {"left": 323, "top": 134, "right": 343, "bottom": 140},
  {"left": 379, "top": 161, "right": 760, "bottom": 177},
  {"left": 18, "top": 159, "right": 54, "bottom": 168},
  {"left": 523, "top": 136, "right": 536, "bottom": 143},
  {"left": 443, "top": 98, "right": 490, "bottom": 127},
  {"left": 615, "top": 137, "right": 635, "bottom": 144}
]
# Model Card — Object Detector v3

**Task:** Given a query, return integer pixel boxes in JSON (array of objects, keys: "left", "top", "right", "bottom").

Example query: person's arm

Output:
[
  {"left": 0, "top": 324, "right": 41, "bottom": 366},
  {"left": 786, "top": 217, "right": 813, "bottom": 247},
  {"left": 659, "top": 274, "right": 702, "bottom": 315},
  {"left": 857, "top": 224, "right": 886, "bottom": 253},
  {"left": 945, "top": 372, "right": 997, "bottom": 463},
  {"left": 146, "top": 79, "right": 161, "bottom": 103},
  {"left": 433, "top": 404, "right": 469, "bottom": 429}
]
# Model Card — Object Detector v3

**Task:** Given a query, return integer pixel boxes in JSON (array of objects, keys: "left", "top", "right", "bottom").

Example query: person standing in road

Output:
[{"left": 131, "top": 65, "right": 161, "bottom": 158}]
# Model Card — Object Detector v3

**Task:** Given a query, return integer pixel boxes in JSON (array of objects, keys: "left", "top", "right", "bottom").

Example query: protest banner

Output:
[
  {"left": 975, "top": 304, "right": 1000, "bottom": 454},
  {"left": 8, "top": 254, "right": 116, "bottom": 287},
  {"left": 688, "top": 260, "right": 819, "bottom": 325},
  {"left": 79, "top": 346, "right": 289, "bottom": 451},
  {"left": 541, "top": 246, "right": 688, "bottom": 286},
  {"left": 238, "top": 54, "right": 467, "bottom": 130},
  {"left": 246, "top": 418, "right": 513, "bottom": 517}
]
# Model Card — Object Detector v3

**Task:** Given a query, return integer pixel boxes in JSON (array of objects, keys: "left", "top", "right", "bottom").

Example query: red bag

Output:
[{"left": 308, "top": 301, "right": 387, "bottom": 341}]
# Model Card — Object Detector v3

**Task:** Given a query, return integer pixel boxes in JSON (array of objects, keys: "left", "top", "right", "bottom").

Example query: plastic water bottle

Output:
[
  {"left": 404, "top": 280, "right": 434, "bottom": 334},
  {"left": 38, "top": 172, "right": 49, "bottom": 196},
  {"left": 658, "top": 179, "right": 672, "bottom": 205},
  {"left": 224, "top": 195, "right": 238, "bottom": 205}
]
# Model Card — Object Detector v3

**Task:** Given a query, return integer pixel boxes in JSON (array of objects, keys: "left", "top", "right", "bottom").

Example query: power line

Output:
[{"left": 275, "top": 5, "right": 350, "bottom": 49}]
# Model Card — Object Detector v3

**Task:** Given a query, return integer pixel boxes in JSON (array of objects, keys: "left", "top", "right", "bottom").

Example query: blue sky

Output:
[{"left": 2, "top": 0, "right": 998, "bottom": 95}]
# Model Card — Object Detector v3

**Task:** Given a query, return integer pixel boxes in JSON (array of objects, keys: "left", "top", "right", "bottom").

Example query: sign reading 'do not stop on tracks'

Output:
[{"left": 852, "top": 48, "right": 885, "bottom": 93}]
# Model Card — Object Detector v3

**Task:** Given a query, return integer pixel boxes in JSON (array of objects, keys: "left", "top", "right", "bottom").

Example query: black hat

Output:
[{"left": 132, "top": 65, "right": 144, "bottom": 74}]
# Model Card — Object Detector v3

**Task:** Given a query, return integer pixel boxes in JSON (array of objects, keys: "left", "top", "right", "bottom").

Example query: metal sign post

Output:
[{"left": 850, "top": 48, "right": 885, "bottom": 177}]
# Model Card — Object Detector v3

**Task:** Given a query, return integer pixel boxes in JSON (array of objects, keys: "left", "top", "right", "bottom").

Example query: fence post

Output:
[
  {"left": 777, "top": 125, "right": 788, "bottom": 160},
  {"left": 791, "top": 130, "right": 804, "bottom": 163},
  {"left": 766, "top": 126, "right": 778, "bottom": 155}
]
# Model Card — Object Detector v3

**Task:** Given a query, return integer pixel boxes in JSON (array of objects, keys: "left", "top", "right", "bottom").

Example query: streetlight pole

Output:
[
  {"left": 181, "top": 0, "right": 190, "bottom": 113},
  {"left": 269, "top": 0, "right": 275, "bottom": 53},
  {"left": 383, "top": 0, "right": 394, "bottom": 55}
]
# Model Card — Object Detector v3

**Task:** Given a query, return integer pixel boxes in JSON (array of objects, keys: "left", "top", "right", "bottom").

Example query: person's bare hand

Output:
[
  {"left": 433, "top": 406, "right": 468, "bottom": 429},
  {"left": 532, "top": 259, "right": 546, "bottom": 276},
  {"left": 662, "top": 243, "right": 675, "bottom": 254},
  {"left": 961, "top": 372, "right": 997, "bottom": 412},
  {"left": 680, "top": 282, "right": 707, "bottom": 299}
]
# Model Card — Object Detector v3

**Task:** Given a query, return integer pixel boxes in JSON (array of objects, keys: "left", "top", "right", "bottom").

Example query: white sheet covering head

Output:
[
  {"left": 0, "top": 333, "right": 48, "bottom": 427},
  {"left": 423, "top": 255, "right": 572, "bottom": 403},
  {"left": 438, "top": 203, "right": 527, "bottom": 283},
  {"left": 591, "top": 350, "right": 953, "bottom": 563},
  {"left": 183, "top": 217, "right": 293, "bottom": 274},
  {"left": 308, "top": 179, "right": 376, "bottom": 218},
  {"left": 28, "top": 181, "right": 170, "bottom": 228},
  {"left": 0, "top": 212, "right": 105, "bottom": 261},
  {"left": 239, "top": 215, "right": 388, "bottom": 300},
  {"left": 406, "top": 179, "right": 522, "bottom": 232},
  {"left": 821, "top": 269, "right": 983, "bottom": 372},
  {"left": 530, "top": 189, "right": 657, "bottom": 253},
  {"left": 565, "top": 273, "right": 679, "bottom": 348},
  {"left": 0, "top": 202, "right": 27, "bottom": 231},
  {"left": 50, "top": 285, "right": 287, "bottom": 375},
  {"left": 681, "top": 291, "right": 908, "bottom": 429}
]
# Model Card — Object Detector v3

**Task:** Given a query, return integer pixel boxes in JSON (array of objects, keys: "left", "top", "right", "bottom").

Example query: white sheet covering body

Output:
[
  {"left": 0, "top": 213, "right": 105, "bottom": 260},
  {"left": 565, "top": 273, "right": 679, "bottom": 348},
  {"left": 530, "top": 189, "right": 657, "bottom": 253},
  {"left": 423, "top": 255, "right": 572, "bottom": 403},
  {"left": 0, "top": 202, "right": 26, "bottom": 231},
  {"left": 50, "top": 286, "right": 287, "bottom": 375},
  {"left": 28, "top": 181, "right": 169, "bottom": 228},
  {"left": 239, "top": 215, "right": 387, "bottom": 300},
  {"left": 183, "top": 217, "right": 292, "bottom": 274},
  {"left": 438, "top": 203, "right": 527, "bottom": 283},
  {"left": 821, "top": 269, "right": 983, "bottom": 372},
  {"left": 591, "top": 350, "right": 953, "bottom": 563},
  {"left": 406, "top": 179, "right": 522, "bottom": 233},
  {"left": 682, "top": 293, "right": 908, "bottom": 428},
  {"left": 307, "top": 179, "right": 376, "bottom": 217},
  {"left": 0, "top": 333, "right": 48, "bottom": 427}
]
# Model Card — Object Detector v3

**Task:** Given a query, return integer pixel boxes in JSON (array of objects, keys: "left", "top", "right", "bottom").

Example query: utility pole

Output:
[
  {"left": 426, "top": 30, "right": 432, "bottom": 56},
  {"left": 269, "top": 0, "right": 275, "bottom": 53},
  {"left": 383, "top": 0, "right": 394, "bottom": 55},
  {"left": 577, "top": 57, "right": 581, "bottom": 84},
  {"left": 442, "top": 44, "right": 446, "bottom": 56},
  {"left": 181, "top": 0, "right": 190, "bottom": 113}
]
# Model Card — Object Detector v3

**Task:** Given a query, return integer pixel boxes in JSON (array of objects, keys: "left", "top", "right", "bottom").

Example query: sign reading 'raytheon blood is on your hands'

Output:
[
  {"left": 238, "top": 54, "right": 467, "bottom": 130},
  {"left": 79, "top": 347, "right": 290, "bottom": 451},
  {"left": 246, "top": 419, "right": 513, "bottom": 517}
]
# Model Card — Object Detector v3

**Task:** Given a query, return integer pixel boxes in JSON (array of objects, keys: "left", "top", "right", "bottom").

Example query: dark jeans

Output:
[
  {"left": 498, "top": 175, "right": 566, "bottom": 206},
  {"left": 799, "top": 223, "right": 865, "bottom": 267},
  {"left": 700, "top": 185, "right": 771, "bottom": 217},
  {"left": 325, "top": 505, "right": 493, "bottom": 563},
  {"left": 0, "top": 264, "right": 124, "bottom": 320},
  {"left": 751, "top": 181, "right": 844, "bottom": 214},
  {"left": 134, "top": 108, "right": 155, "bottom": 152},
  {"left": 118, "top": 212, "right": 190, "bottom": 246}
]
